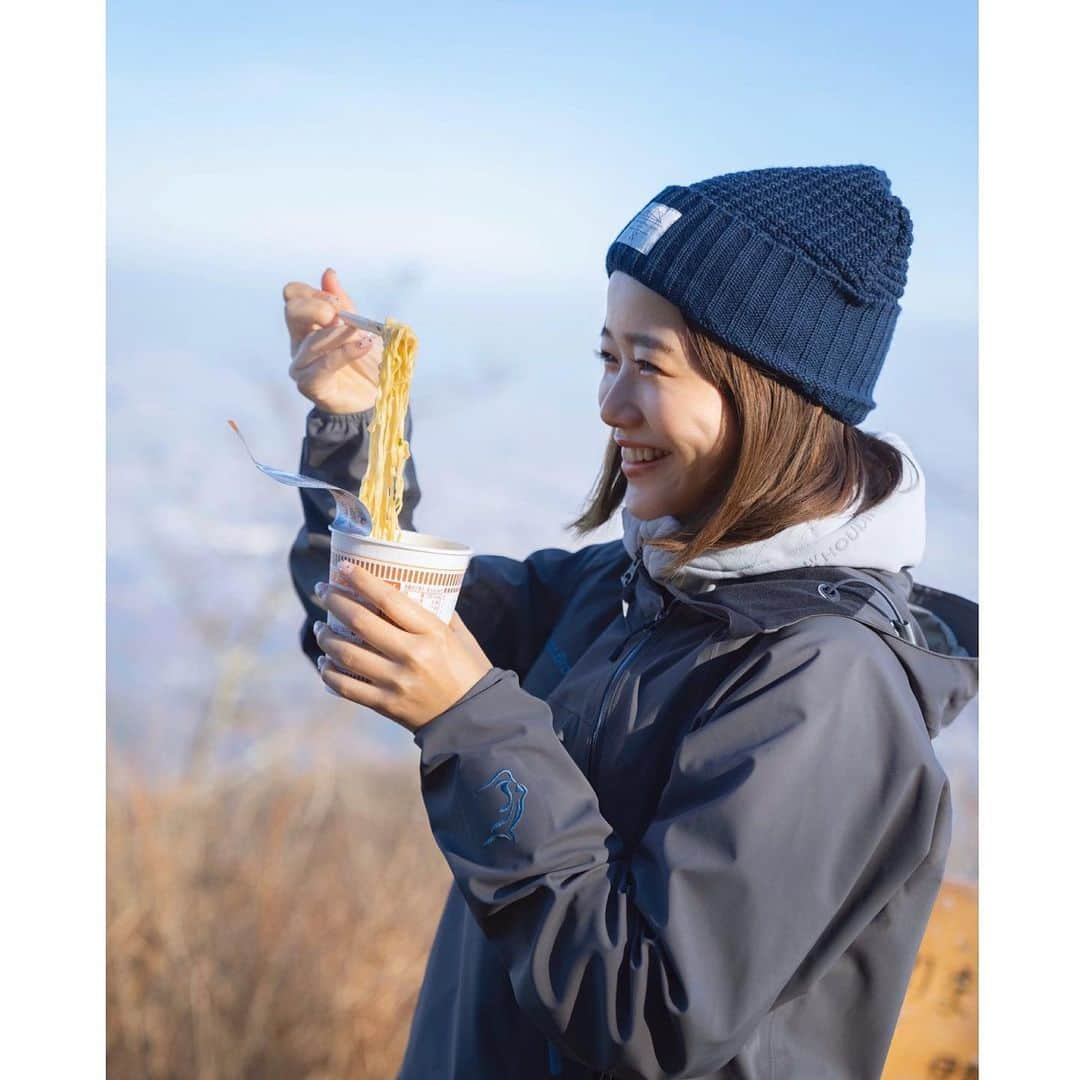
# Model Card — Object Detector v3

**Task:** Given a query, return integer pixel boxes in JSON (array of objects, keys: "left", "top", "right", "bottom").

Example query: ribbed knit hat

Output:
[{"left": 605, "top": 165, "right": 914, "bottom": 424}]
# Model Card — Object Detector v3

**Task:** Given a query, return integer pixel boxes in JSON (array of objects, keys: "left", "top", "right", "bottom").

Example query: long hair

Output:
[{"left": 566, "top": 322, "right": 914, "bottom": 579}]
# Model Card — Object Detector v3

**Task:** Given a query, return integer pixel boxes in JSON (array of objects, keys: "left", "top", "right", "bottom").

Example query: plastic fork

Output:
[{"left": 228, "top": 420, "right": 373, "bottom": 536}]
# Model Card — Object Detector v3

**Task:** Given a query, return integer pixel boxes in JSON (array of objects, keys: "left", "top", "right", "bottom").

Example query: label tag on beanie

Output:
[{"left": 614, "top": 202, "right": 682, "bottom": 257}]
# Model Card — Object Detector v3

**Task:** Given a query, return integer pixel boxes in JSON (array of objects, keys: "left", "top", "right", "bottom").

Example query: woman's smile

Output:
[{"left": 621, "top": 448, "right": 672, "bottom": 475}]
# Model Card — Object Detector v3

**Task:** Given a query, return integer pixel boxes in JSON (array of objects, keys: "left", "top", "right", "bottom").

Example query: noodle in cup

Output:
[{"left": 324, "top": 525, "right": 473, "bottom": 693}]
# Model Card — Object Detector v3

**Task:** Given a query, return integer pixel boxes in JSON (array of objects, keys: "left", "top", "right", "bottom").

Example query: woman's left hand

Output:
[{"left": 312, "top": 562, "right": 494, "bottom": 734}]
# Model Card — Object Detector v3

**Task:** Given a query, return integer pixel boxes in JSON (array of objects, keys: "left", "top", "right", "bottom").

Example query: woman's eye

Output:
[{"left": 594, "top": 350, "right": 660, "bottom": 373}]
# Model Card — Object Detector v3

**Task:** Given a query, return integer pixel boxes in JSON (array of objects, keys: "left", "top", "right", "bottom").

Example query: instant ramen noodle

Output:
[{"left": 358, "top": 317, "right": 418, "bottom": 542}]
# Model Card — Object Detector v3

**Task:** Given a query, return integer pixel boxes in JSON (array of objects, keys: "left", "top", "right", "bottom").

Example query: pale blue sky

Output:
[{"left": 108, "top": 0, "right": 976, "bottom": 320}]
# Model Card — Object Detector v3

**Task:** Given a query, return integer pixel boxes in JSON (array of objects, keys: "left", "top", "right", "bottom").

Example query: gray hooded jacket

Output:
[{"left": 289, "top": 408, "right": 978, "bottom": 1080}]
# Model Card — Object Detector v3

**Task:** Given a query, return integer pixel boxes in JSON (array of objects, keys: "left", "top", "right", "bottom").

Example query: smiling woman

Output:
[
  {"left": 588, "top": 271, "right": 742, "bottom": 526},
  {"left": 570, "top": 269, "right": 910, "bottom": 581},
  {"left": 286, "top": 164, "right": 978, "bottom": 1080}
]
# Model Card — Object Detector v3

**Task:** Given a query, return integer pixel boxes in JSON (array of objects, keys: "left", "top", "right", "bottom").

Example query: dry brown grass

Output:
[
  {"left": 107, "top": 748, "right": 450, "bottom": 1079},
  {"left": 108, "top": 745, "right": 978, "bottom": 1079}
]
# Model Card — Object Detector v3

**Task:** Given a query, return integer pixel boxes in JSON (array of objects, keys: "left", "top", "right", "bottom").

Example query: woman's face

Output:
[{"left": 598, "top": 271, "right": 740, "bottom": 522}]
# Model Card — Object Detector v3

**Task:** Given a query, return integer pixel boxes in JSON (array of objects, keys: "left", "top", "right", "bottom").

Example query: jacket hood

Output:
[
  {"left": 621, "top": 431, "right": 925, "bottom": 588},
  {"left": 618, "top": 431, "right": 978, "bottom": 737}
]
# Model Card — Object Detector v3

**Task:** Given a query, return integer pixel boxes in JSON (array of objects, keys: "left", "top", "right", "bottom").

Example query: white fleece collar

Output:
[{"left": 621, "top": 431, "right": 926, "bottom": 593}]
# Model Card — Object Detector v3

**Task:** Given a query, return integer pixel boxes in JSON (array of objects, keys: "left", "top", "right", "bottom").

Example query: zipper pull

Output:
[
  {"left": 613, "top": 556, "right": 641, "bottom": 657},
  {"left": 620, "top": 552, "right": 643, "bottom": 589}
]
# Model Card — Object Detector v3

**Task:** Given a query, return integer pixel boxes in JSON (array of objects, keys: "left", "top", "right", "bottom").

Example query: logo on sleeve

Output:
[{"left": 477, "top": 768, "right": 528, "bottom": 846}]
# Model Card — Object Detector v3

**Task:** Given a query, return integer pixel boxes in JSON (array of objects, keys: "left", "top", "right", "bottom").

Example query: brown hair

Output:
[{"left": 566, "top": 323, "right": 915, "bottom": 579}]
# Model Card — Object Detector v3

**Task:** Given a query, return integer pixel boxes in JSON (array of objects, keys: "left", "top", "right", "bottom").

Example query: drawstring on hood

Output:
[{"left": 816, "top": 577, "right": 919, "bottom": 645}]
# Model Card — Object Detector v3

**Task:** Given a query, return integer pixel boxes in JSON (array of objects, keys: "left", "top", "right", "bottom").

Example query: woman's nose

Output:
[{"left": 599, "top": 373, "right": 641, "bottom": 429}]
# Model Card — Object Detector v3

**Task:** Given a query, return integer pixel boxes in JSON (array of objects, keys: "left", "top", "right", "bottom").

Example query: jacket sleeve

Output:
[
  {"left": 288, "top": 405, "right": 597, "bottom": 675},
  {"left": 288, "top": 404, "right": 421, "bottom": 668},
  {"left": 412, "top": 618, "right": 950, "bottom": 1078}
]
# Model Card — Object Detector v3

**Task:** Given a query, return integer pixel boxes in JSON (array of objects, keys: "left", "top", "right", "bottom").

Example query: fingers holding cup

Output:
[
  {"left": 335, "top": 560, "right": 442, "bottom": 635},
  {"left": 318, "top": 654, "right": 384, "bottom": 706},
  {"left": 315, "top": 579, "right": 414, "bottom": 662},
  {"left": 313, "top": 620, "right": 396, "bottom": 685}
]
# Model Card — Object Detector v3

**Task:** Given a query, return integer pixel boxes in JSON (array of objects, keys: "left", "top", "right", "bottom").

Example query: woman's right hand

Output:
[{"left": 284, "top": 267, "right": 383, "bottom": 415}]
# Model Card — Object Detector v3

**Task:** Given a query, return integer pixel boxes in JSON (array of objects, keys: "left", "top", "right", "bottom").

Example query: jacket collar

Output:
[{"left": 616, "top": 431, "right": 978, "bottom": 736}]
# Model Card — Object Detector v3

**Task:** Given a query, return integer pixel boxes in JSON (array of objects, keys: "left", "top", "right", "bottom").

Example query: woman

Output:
[{"left": 285, "top": 165, "right": 979, "bottom": 1079}]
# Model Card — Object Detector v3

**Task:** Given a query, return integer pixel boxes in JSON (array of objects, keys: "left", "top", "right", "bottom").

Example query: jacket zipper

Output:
[
  {"left": 609, "top": 552, "right": 644, "bottom": 663},
  {"left": 581, "top": 553, "right": 662, "bottom": 1080},
  {"left": 587, "top": 598, "right": 673, "bottom": 782}
]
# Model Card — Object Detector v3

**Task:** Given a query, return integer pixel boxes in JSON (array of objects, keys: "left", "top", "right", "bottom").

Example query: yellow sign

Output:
[{"left": 883, "top": 880, "right": 978, "bottom": 1079}]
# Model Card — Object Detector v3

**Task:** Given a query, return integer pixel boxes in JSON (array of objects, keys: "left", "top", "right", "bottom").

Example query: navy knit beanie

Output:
[{"left": 605, "top": 164, "right": 914, "bottom": 425}]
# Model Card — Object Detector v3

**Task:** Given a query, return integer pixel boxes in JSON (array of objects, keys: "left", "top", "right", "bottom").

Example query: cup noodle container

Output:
[{"left": 326, "top": 525, "right": 473, "bottom": 689}]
